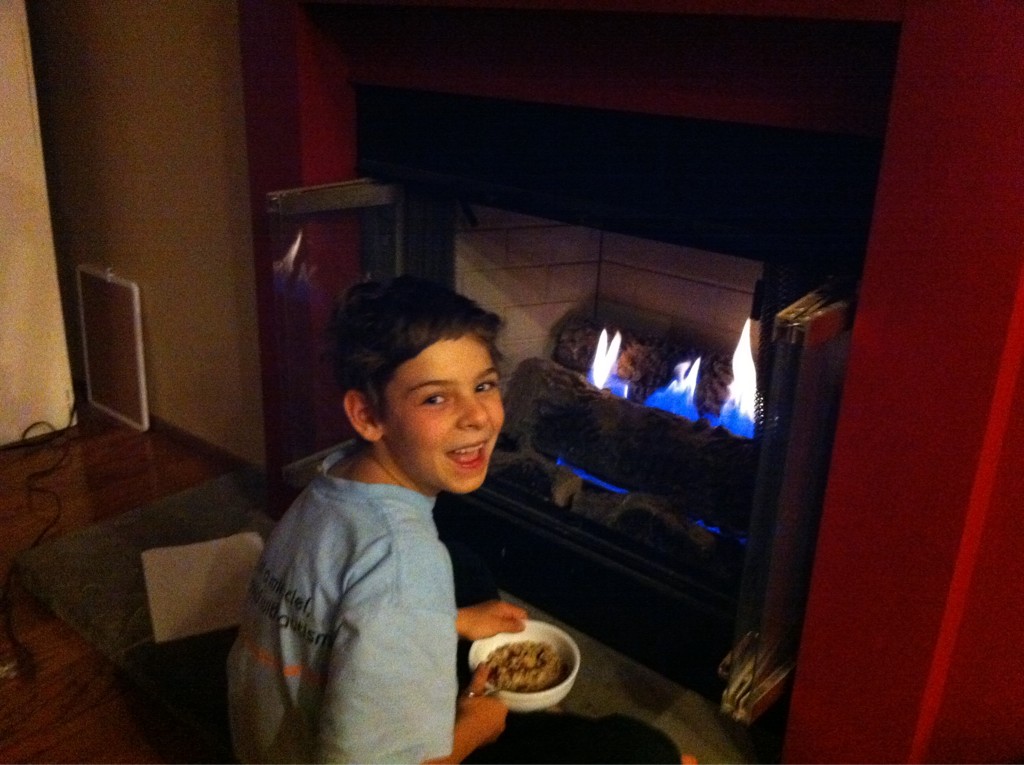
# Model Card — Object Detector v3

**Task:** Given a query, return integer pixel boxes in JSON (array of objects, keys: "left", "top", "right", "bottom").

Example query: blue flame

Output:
[
  {"left": 586, "top": 327, "right": 756, "bottom": 438},
  {"left": 555, "top": 457, "right": 629, "bottom": 493},
  {"left": 693, "top": 517, "right": 748, "bottom": 545},
  {"left": 644, "top": 358, "right": 702, "bottom": 421},
  {"left": 555, "top": 457, "right": 746, "bottom": 544},
  {"left": 713, "top": 402, "right": 756, "bottom": 438},
  {"left": 587, "top": 365, "right": 631, "bottom": 399},
  {"left": 642, "top": 355, "right": 756, "bottom": 438}
]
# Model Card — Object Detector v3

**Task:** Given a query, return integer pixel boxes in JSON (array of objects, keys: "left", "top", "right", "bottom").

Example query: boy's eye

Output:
[
  {"left": 423, "top": 394, "right": 446, "bottom": 406},
  {"left": 476, "top": 379, "right": 500, "bottom": 393}
]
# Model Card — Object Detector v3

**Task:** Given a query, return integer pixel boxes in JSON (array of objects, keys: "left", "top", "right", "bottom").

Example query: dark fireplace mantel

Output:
[{"left": 238, "top": 4, "right": 1024, "bottom": 762}]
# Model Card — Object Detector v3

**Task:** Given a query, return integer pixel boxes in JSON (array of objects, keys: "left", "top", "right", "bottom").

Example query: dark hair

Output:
[{"left": 328, "top": 276, "right": 503, "bottom": 411}]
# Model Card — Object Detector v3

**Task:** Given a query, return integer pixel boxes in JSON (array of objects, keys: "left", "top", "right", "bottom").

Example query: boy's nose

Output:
[{"left": 458, "top": 396, "right": 490, "bottom": 428}]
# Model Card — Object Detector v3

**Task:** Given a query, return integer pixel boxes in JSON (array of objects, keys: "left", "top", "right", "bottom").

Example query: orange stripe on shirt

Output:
[{"left": 242, "top": 635, "right": 324, "bottom": 686}]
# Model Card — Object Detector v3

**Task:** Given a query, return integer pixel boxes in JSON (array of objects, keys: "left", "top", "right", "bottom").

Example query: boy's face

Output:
[{"left": 365, "top": 334, "right": 504, "bottom": 497}]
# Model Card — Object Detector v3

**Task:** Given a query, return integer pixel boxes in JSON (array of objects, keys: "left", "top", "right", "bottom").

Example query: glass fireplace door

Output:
[
  {"left": 266, "top": 178, "right": 458, "bottom": 488},
  {"left": 266, "top": 179, "right": 403, "bottom": 486},
  {"left": 720, "top": 282, "right": 854, "bottom": 723}
]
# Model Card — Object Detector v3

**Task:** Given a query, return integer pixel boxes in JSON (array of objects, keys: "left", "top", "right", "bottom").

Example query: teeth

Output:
[{"left": 452, "top": 443, "right": 489, "bottom": 458}]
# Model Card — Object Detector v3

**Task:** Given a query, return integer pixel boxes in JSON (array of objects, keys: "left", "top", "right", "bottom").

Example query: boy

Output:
[
  {"left": 228, "top": 276, "right": 682, "bottom": 764},
  {"left": 227, "top": 276, "right": 526, "bottom": 763}
]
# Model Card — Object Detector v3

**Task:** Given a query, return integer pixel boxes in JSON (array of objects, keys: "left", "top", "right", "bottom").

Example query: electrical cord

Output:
[
  {"left": 0, "top": 417, "right": 74, "bottom": 452},
  {"left": 0, "top": 401, "right": 77, "bottom": 680}
]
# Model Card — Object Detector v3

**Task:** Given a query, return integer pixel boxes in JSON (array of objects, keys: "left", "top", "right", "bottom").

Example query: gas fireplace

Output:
[{"left": 265, "top": 84, "right": 874, "bottom": 707}]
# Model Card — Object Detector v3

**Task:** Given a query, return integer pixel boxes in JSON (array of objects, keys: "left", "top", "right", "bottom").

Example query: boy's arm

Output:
[
  {"left": 425, "top": 666, "right": 507, "bottom": 764},
  {"left": 456, "top": 599, "right": 527, "bottom": 641},
  {"left": 426, "top": 604, "right": 523, "bottom": 763}
]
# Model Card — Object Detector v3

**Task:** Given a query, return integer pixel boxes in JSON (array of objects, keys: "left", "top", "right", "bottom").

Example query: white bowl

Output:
[{"left": 468, "top": 619, "right": 581, "bottom": 712}]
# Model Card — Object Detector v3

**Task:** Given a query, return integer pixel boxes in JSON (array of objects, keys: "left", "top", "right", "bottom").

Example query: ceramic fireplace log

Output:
[
  {"left": 486, "top": 448, "right": 742, "bottom": 582},
  {"left": 502, "top": 357, "right": 756, "bottom": 536}
]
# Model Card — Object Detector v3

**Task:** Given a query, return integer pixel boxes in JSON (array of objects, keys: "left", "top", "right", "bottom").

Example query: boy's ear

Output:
[{"left": 343, "top": 390, "right": 384, "bottom": 442}]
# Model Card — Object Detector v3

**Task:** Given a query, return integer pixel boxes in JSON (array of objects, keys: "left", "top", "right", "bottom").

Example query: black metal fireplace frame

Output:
[
  {"left": 356, "top": 85, "right": 883, "bottom": 275},
  {"left": 434, "top": 483, "right": 738, "bottom": 698}
]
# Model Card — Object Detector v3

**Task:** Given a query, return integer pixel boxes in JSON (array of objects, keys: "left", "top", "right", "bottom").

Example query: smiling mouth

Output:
[{"left": 449, "top": 443, "right": 490, "bottom": 469}]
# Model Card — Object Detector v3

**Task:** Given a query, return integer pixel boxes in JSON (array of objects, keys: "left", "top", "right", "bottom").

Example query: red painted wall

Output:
[
  {"left": 238, "top": 2, "right": 1024, "bottom": 760},
  {"left": 784, "top": 3, "right": 1024, "bottom": 762},
  {"left": 316, "top": 6, "right": 896, "bottom": 137},
  {"left": 238, "top": 2, "right": 362, "bottom": 508}
]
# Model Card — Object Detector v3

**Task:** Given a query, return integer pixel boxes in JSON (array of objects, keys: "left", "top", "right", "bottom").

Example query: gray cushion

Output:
[{"left": 15, "top": 468, "right": 274, "bottom": 761}]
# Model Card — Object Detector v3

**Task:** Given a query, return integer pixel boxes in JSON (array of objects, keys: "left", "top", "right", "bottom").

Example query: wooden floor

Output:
[{"left": 0, "top": 407, "right": 246, "bottom": 763}]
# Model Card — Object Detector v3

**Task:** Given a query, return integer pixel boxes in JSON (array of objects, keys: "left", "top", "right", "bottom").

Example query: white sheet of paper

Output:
[{"left": 141, "top": 532, "right": 264, "bottom": 643}]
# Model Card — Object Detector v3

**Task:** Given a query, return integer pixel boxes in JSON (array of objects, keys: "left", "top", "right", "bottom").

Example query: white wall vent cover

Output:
[{"left": 76, "top": 264, "right": 149, "bottom": 431}]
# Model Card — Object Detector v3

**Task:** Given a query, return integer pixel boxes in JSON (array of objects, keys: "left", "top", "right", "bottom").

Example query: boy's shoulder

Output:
[{"left": 282, "top": 466, "right": 432, "bottom": 541}]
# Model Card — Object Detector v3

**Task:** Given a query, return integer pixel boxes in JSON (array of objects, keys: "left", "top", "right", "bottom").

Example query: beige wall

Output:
[
  {"left": 456, "top": 206, "right": 602, "bottom": 369},
  {"left": 455, "top": 205, "right": 761, "bottom": 370},
  {"left": 28, "top": 0, "right": 264, "bottom": 464}
]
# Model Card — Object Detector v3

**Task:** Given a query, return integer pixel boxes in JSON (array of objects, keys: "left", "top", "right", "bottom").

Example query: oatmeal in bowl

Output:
[{"left": 468, "top": 620, "right": 581, "bottom": 712}]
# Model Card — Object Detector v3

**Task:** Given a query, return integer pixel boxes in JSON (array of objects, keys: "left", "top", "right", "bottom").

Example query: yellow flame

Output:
[
  {"left": 591, "top": 328, "right": 622, "bottom": 390},
  {"left": 727, "top": 318, "right": 757, "bottom": 421}
]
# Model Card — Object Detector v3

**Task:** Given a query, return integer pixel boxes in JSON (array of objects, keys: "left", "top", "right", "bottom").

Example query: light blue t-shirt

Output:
[{"left": 227, "top": 450, "right": 458, "bottom": 763}]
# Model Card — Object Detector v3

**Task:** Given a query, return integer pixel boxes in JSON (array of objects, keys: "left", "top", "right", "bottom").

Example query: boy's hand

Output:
[
  {"left": 457, "top": 664, "right": 507, "bottom": 748},
  {"left": 456, "top": 600, "right": 528, "bottom": 641}
]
